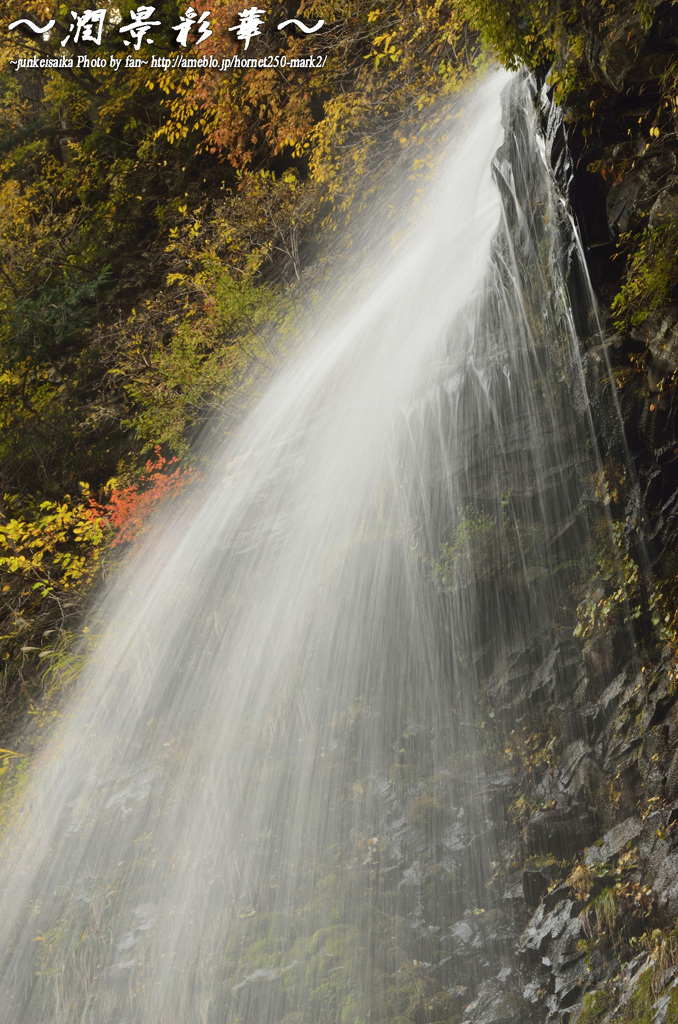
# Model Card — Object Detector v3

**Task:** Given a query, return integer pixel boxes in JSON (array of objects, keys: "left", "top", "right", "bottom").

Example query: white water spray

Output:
[{"left": 0, "top": 71, "right": 605, "bottom": 1024}]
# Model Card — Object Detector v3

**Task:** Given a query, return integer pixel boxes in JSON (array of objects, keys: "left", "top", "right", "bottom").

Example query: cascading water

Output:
[{"left": 0, "top": 71, "right": 613, "bottom": 1024}]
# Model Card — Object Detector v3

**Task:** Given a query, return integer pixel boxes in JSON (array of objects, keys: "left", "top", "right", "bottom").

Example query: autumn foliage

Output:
[
  {"left": 0, "top": 445, "right": 201, "bottom": 690},
  {"left": 104, "top": 448, "right": 201, "bottom": 547},
  {"left": 0, "top": 0, "right": 480, "bottom": 700}
]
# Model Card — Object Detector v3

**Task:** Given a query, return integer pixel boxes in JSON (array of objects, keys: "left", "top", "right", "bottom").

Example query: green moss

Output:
[
  {"left": 575, "top": 989, "right": 616, "bottom": 1024},
  {"left": 624, "top": 971, "right": 653, "bottom": 1024},
  {"left": 665, "top": 988, "right": 678, "bottom": 1024}
]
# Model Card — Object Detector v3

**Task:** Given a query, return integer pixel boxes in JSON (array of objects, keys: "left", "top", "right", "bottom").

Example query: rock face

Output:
[
  {"left": 566, "top": 4, "right": 678, "bottom": 562},
  {"left": 421, "top": 11, "right": 678, "bottom": 1024}
]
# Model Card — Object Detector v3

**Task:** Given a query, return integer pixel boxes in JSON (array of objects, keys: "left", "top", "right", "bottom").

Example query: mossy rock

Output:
[
  {"left": 665, "top": 988, "right": 678, "bottom": 1024},
  {"left": 574, "top": 989, "right": 615, "bottom": 1024},
  {"left": 618, "top": 971, "right": 654, "bottom": 1024}
]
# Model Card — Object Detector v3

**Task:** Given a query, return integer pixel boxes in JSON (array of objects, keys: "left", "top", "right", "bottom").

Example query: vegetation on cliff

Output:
[{"left": 0, "top": 0, "right": 477, "bottom": 706}]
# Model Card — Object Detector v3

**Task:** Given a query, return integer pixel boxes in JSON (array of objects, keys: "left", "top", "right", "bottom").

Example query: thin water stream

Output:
[{"left": 0, "top": 71, "right": 608, "bottom": 1024}]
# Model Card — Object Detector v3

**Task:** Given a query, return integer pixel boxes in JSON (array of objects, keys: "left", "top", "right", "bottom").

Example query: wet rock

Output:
[
  {"left": 463, "top": 984, "right": 530, "bottom": 1024},
  {"left": 584, "top": 816, "right": 642, "bottom": 866},
  {"left": 647, "top": 306, "right": 678, "bottom": 379},
  {"left": 650, "top": 850, "right": 678, "bottom": 921},
  {"left": 490, "top": 15, "right": 678, "bottom": 1024},
  {"left": 649, "top": 187, "right": 678, "bottom": 232},
  {"left": 471, "top": 910, "right": 521, "bottom": 960},
  {"left": 525, "top": 805, "right": 596, "bottom": 859},
  {"left": 638, "top": 811, "right": 672, "bottom": 873},
  {"left": 581, "top": 634, "right": 616, "bottom": 690},
  {"left": 522, "top": 868, "right": 550, "bottom": 909},
  {"left": 451, "top": 920, "right": 474, "bottom": 944},
  {"left": 666, "top": 749, "right": 678, "bottom": 802},
  {"left": 519, "top": 898, "right": 591, "bottom": 1021},
  {"left": 520, "top": 899, "right": 583, "bottom": 960},
  {"left": 634, "top": 802, "right": 678, "bottom": 920},
  {"left": 522, "top": 982, "right": 542, "bottom": 1005},
  {"left": 552, "top": 951, "right": 588, "bottom": 1009},
  {"left": 503, "top": 880, "right": 526, "bottom": 905},
  {"left": 597, "top": 15, "right": 649, "bottom": 91},
  {"left": 558, "top": 741, "right": 607, "bottom": 806},
  {"left": 606, "top": 154, "right": 677, "bottom": 237}
]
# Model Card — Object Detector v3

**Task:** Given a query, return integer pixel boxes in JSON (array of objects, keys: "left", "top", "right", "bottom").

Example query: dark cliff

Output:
[{"left": 459, "top": 6, "right": 678, "bottom": 1024}]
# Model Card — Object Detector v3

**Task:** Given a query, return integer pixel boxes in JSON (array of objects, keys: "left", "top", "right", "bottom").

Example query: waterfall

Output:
[{"left": 0, "top": 71, "right": 607, "bottom": 1024}]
